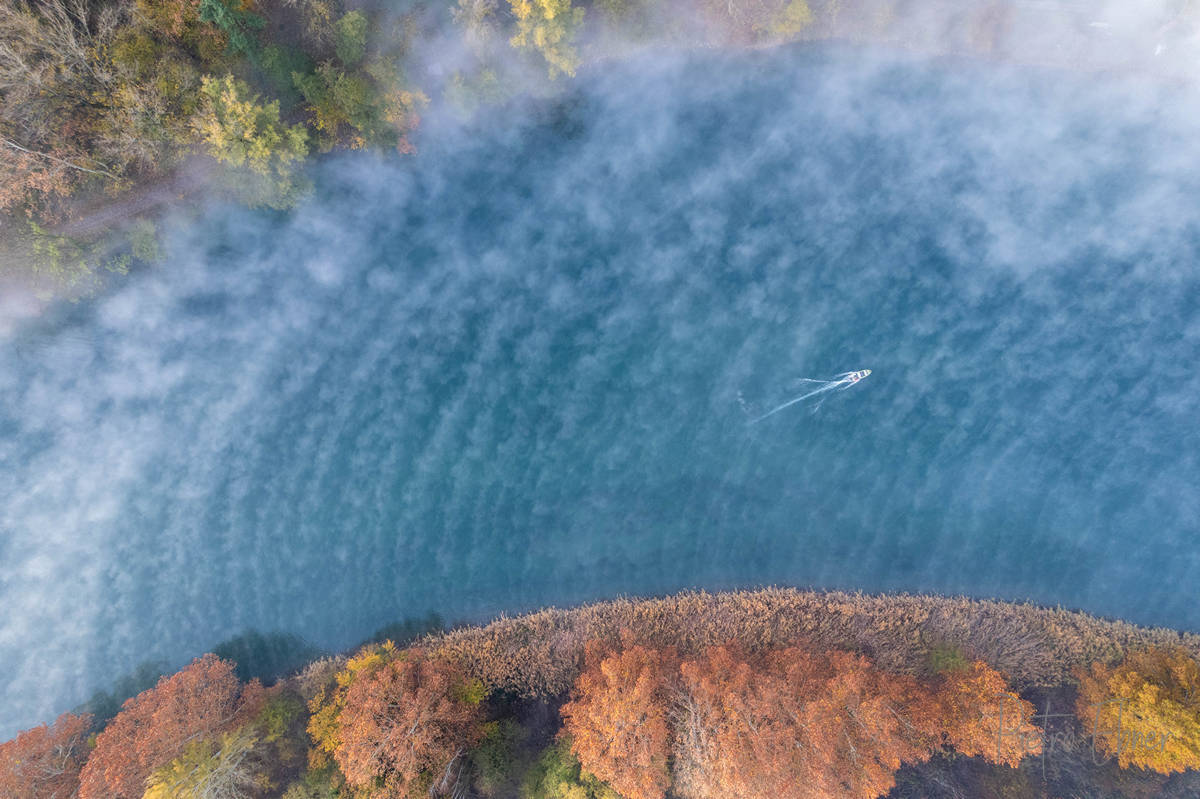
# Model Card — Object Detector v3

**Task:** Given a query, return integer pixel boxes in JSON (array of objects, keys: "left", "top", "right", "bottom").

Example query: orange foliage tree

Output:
[
  {"left": 672, "top": 645, "right": 941, "bottom": 799},
  {"left": 333, "top": 650, "right": 485, "bottom": 798},
  {"left": 0, "top": 711, "right": 92, "bottom": 799},
  {"left": 1075, "top": 646, "right": 1200, "bottom": 773},
  {"left": 77, "top": 654, "right": 263, "bottom": 799},
  {"left": 932, "top": 659, "right": 1041, "bottom": 767},
  {"left": 305, "top": 641, "right": 397, "bottom": 771},
  {"left": 559, "top": 640, "right": 1042, "bottom": 799},
  {"left": 560, "top": 643, "right": 677, "bottom": 799}
]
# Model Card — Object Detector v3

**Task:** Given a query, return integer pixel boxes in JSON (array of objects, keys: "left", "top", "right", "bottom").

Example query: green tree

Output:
[
  {"left": 280, "top": 767, "right": 346, "bottom": 799},
  {"left": 293, "top": 62, "right": 380, "bottom": 150},
  {"left": 521, "top": 738, "right": 621, "bottom": 799},
  {"left": 469, "top": 720, "right": 527, "bottom": 797},
  {"left": 198, "top": 0, "right": 265, "bottom": 61},
  {"left": 195, "top": 75, "right": 309, "bottom": 207},
  {"left": 24, "top": 221, "right": 130, "bottom": 298},
  {"left": 334, "top": 11, "right": 369, "bottom": 67}
]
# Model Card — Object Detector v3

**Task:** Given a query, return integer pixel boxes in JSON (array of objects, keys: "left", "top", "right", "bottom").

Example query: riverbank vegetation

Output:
[
  {"left": 5, "top": 0, "right": 1198, "bottom": 300},
  {"left": 4, "top": 588, "right": 1200, "bottom": 798}
]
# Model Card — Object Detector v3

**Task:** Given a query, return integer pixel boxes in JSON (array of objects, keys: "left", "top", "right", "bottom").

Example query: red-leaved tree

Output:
[
  {"left": 77, "top": 654, "right": 263, "bottom": 799},
  {"left": 0, "top": 711, "right": 92, "bottom": 799}
]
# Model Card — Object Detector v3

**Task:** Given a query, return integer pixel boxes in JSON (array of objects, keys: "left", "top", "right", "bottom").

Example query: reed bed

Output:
[{"left": 424, "top": 588, "right": 1200, "bottom": 696}]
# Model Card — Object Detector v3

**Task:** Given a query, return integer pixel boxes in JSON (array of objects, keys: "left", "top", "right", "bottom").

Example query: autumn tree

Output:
[
  {"left": 560, "top": 643, "right": 676, "bottom": 799},
  {"left": 508, "top": 0, "right": 583, "bottom": 78},
  {"left": 1076, "top": 646, "right": 1200, "bottom": 773},
  {"left": 673, "top": 645, "right": 941, "bottom": 799},
  {"left": 697, "top": 0, "right": 815, "bottom": 43},
  {"left": 305, "top": 641, "right": 396, "bottom": 771},
  {"left": 132, "top": 0, "right": 226, "bottom": 51},
  {"left": 0, "top": 0, "right": 127, "bottom": 217},
  {"left": 0, "top": 711, "right": 92, "bottom": 799},
  {"left": 333, "top": 649, "right": 486, "bottom": 798},
  {"left": 145, "top": 686, "right": 308, "bottom": 799},
  {"left": 78, "top": 654, "right": 264, "bottom": 799},
  {"left": 142, "top": 726, "right": 263, "bottom": 799},
  {"left": 194, "top": 74, "right": 310, "bottom": 207},
  {"left": 767, "top": 0, "right": 813, "bottom": 38},
  {"left": 931, "top": 659, "right": 1041, "bottom": 767},
  {"left": 0, "top": 0, "right": 227, "bottom": 221}
]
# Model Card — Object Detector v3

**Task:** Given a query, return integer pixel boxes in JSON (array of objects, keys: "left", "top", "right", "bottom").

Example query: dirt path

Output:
[{"left": 56, "top": 156, "right": 218, "bottom": 239}]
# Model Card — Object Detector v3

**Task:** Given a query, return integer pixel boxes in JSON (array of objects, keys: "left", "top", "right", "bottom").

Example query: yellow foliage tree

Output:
[
  {"left": 142, "top": 727, "right": 262, "bottom": 799},
  {"left": 194, "top": 74, "right": 309, "bottom": 207},
  {"left": 508, "top": 0, "right": 584, "bottom": 78},
  {"left": 767, "top": 0, "right": 813, "bottom": 38},
  {"left": 1076, "top": 646, "right": 1200, "bottom": 773}
]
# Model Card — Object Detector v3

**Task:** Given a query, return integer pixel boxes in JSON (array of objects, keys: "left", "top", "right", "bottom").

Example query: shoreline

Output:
[
  {"left": 416, "top": 587, "right": 1200, "bottom": 695},
  {"left": 5, "top": 0, "right": 1197, "bottom": 316}
]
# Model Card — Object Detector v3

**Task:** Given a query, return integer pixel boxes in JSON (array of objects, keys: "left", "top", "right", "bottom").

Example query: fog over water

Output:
[{"left": 3, "top": 43, "right": 1200, "bottom": 736}]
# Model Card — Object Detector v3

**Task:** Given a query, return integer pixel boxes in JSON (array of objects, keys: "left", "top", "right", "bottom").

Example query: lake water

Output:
[{"left": 3, "top": 44, "right": 1200, "bottom": 736}]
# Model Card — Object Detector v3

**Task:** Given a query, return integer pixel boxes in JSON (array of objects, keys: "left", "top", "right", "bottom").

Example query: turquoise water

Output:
[{"left": 3, "top": 45, "right": 1200, "bottom": 735}]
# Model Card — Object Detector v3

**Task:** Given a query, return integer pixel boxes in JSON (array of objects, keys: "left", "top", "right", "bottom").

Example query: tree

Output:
[
  {"left": 521, "top": 738, "right": 621, "bottom": 799},
  {"left": 279, "top": 0, "right": 338, "bottom": 49},
  {"left": 0, "top": 0, "right": 225, "bottom": 221},
  {"left": 142, "top": 726, "right": 263, "bottom": 799},
  {"left": 78, "top": 654, "right": 264, "bottom": 799},
  {"left": 0, "top": 0, "right": 126, "bottom": 217},
  {"left": 673, "top": 645, "right": 940, "bottom": 799},
  {"left": 560, "top": 644, "right": 676, "bottom": 799},
  {"left": 1076, "top": 646, "right": 1200, "bottom": 773},
  {"left": 333, "top": 11, "right": 368, "bottom": 67},
  {"left": 306, "top": 641, "right": 396, "bottom": 771},
  {"left": 292, "top": 62, "right": 378, "bottom": 150},
  {"left": 198, "top": 0, "right": 265, "bottom": 60},
  {"left": 333, "top": 650, "right": 485, "bottom": 798},
  {"left": 129, "top": 0, "right": 226, "bottom": 60},
  {"left": 194, "top": 74, "right": 309, "bottom": 207},
  {"left": 932, "top": 660, "right": 1041, "bottom": 767},
  {"left": 508, "top": 0, "right": 583, "bottom": 78},
  {"left": 767, "top": 0, "right": 812, "bottom": 38},
  {"left": 0, "top": 712, "right": 92, "bottom": 799}
]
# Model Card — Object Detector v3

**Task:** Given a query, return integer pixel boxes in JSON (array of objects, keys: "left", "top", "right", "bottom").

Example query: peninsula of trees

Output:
[{"left": 4, "top": 588, "right": 1200, "bottom": 798}]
